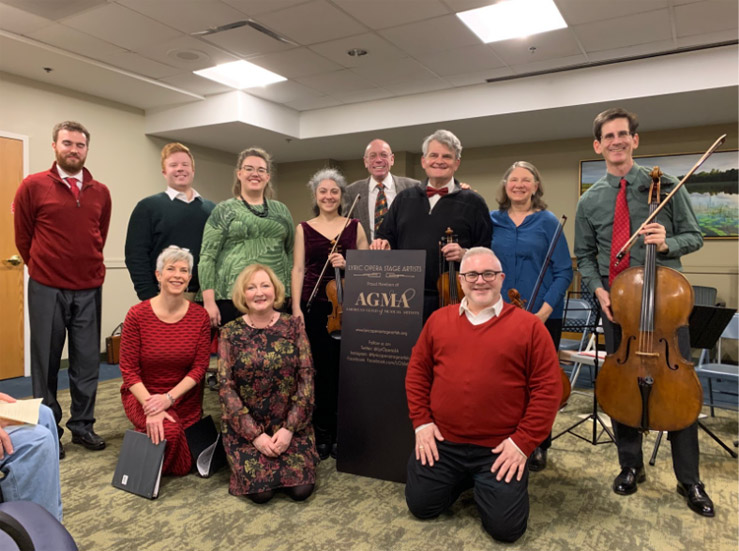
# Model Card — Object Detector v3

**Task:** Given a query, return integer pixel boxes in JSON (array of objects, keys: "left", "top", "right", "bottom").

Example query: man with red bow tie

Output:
[{"left": 371, "top": 129, "right": 492, "bottom": 320}]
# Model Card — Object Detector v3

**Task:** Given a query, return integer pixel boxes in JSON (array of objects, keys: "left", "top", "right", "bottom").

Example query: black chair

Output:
[{"left": 0, "top": 501, "right": 78, "bottom": 551}]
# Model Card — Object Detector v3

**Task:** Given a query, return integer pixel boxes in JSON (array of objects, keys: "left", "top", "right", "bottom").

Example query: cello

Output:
[
  {"left": 507, "top": 214, "right": 571, "bottom": 407},
  {"left": 437, "top": 227, "right": 465, "bottom": 306},
  {"left": 595, "top": 168, "right": 702, "bottom": 431}
]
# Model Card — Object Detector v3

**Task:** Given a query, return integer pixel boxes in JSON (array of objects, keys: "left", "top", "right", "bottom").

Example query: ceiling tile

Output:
[
  {"left": 382, "top": 77, "right": 455, "bottom": 95},
  {"left": 284, "top": 94, "right": 341, "bottom": 111},
  {"left": 509, "top": 54, "right": 590, "bottom": 75},
  {"left": 584, "top": 39, "right": 676, "bottom": 63},
  {"left": 245, "top": 80, "right": 326, "bottom": 104},
  {"left": 133, "top": 35, "right": 239, "bottom": 71},
  {"left": 674, "top": 1, "right": 738, "bottom": 37},
  {"left": 0, "top": 3, "right": 54, "bottom": 34},
  {"left": 96, "top": 51, "right": 181, "bottom": 79},
  {"left": 332, "top": 0, "right": 449, "bottom": 30},
  {"left": 199, "top": 24, "right": 295, "bottom": 57},
  {"left": 573, "top": 9, "right": 673, "bottom": 52},
  {"left": 308, "top": 33, "right": 406, "bottom": 68},
  {"left": 351, "top": 57, "right": 438, "bottom": 83},
  {"left": 379, "top": 14, "right": 480, "bottom": 56},
  {"left": 440, "top": 0, "right": 501, "bottom": 12},
  {"left": 28, "top": 23, "right": 127, "bottom": 58},
  {"left": 63, "top": 4, "right": 182, "bottom": 50},
  {"left": 444, "top": 67, "right": 516, "bottom": 86},
  {"left": 676, "top": 28, "right": 739, "bottom": 48},
  {"left": 329, "top": 87, "right": 396, "bottom": 105},
  {"left": 1, "top": 0, "right": 106, "bottom": 21},
  {"left": 249, "top": 47, "right": 342, "bottom": 78},
  {"left": 489, "top": 28, "right": 583, "bottom": 66},
  {"left": 555, "top": 0, "right": 669, "bottom": 26},
  {"left": 414, "top": 44, "right": 506, "bottom": 77},
  {"left": 117, "top": 0, "right": 248, "bottom": 35},
  {"left": 295, "top": 69, "right": 374, "bottom": 93},
  {"left": 159, "top": 72, "right": 234, "bottom": 96},
  {"left": 256, "top": 0, "right": 368, "bottom": 45},
  {"left": 222, "top": 0, "right": 310, "bottom": 16}
]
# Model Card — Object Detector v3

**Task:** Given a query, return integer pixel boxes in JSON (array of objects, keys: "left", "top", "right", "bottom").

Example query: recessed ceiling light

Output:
[
  {"left": 347, "top": 48, "right": 368, "bottom": 57},
  {"left": 457, "top": 0, "right": 567, "bottom": 44},
  {"left": 194, "top": 60, "right": 286, "bottom": 89}
]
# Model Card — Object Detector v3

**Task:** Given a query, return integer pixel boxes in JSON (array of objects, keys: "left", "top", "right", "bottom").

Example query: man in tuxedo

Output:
[{"left": 344, "top": 139, "right": 420, "bottom": 240}]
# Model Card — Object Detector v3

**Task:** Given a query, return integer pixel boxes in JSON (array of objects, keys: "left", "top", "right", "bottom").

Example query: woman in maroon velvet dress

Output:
[
  {"left": 120, "top": 245, "right": 211, "bottom": 475},
  {"left": 291, "top": 168, "right": 368, "bottom": 459}
]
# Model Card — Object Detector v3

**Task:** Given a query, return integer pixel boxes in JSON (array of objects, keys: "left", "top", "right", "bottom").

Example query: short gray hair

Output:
[
  {"left": 461, "top": 247, "right": 500, "bottom": 270},
  {"left": 422, "top": 129, "right": 462, "bottom": 160},
  {"left": 307, "top": 167, "right": 347, "bottom": 216},
  {"left": 156, "top": 245, "right": 193, "bottom": 273}
]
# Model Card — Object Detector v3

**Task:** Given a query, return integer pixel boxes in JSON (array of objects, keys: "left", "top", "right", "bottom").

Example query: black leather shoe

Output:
[
  {"left": 59, "top": 440, "right": 66, "bottom": 460},
  {"left": 613, "top": 466, "right": 646, "bottom": 495},
  {"left": 316, "top": 443, "right": 331, "bottom": 460},
  {"left": 677, "top": 482, "right": 715, "bottom": 517},
  {"left": 529, "top": 447, "right": 547, "bottom": 472},
  {"left": 329, "top": 442, "right": 337, "bottom": 459},
  {"left": 71, "top": 430, "right": 106, "bottom": 451}
]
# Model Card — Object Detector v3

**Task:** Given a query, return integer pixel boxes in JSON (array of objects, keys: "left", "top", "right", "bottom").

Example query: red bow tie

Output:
[{"left": 426, "top": 187, "right": 449, "bottom": 197}]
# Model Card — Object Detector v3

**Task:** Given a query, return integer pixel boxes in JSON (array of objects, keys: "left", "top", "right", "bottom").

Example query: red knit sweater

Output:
[
  {"left": 14, "top": 163, "right": 111, "bottom": 290},
  {"left": 405, "top": 302, "right": 562, "bottom": 456}
]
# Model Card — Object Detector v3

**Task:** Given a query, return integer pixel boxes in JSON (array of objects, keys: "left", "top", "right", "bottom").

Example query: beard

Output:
[{"left": 55, "top": 151, "right": 86, "bottom": 173}]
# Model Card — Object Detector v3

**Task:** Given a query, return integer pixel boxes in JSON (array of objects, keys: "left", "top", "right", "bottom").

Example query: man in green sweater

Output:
[{"left": 125, "top": 143, "right": 216, "bottom": 301}]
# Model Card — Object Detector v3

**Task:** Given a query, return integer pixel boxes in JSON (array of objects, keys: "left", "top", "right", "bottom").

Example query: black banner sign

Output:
[{"left": 336, "top": 249, "right": 425, "bottom": 482}]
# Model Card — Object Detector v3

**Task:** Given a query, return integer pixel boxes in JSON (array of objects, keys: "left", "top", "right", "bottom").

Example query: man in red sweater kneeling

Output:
[{"left": 405, "top": 247, "right": 562, "bottom": 543}]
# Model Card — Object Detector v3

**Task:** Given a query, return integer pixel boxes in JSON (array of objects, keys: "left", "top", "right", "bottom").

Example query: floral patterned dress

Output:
[{"left": 218, "top": 314, "right": 318, "bottom": 495}]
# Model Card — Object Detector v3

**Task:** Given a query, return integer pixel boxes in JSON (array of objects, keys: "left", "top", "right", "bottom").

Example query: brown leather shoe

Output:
[
  {"left": 677, "top": 482, "right": 715, "bottom": 517},
  {"left": 613, "top": 466, "right": 646, "bottom": 495}
]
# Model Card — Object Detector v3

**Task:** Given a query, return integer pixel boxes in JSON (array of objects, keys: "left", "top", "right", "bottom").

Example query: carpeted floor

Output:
[{"left": 51, "top": 374, "right": 738, "bottom": 551}]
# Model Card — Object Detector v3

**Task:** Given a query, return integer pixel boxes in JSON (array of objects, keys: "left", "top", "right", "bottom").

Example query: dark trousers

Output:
[
  {"left": 537, "top": 318, "right": 563, "bottom": 452},
  {"left": 405, "top": 440, "right": 529, "bottom": 543},
  {"left": 302, "top": 301, "right": 340, "bottom": 438},
  {"left": 600, "top": 278, "right": 700, "bottom": 485},
  {"left": 28, "top": 278, "right": 102, "bottom": 437}
]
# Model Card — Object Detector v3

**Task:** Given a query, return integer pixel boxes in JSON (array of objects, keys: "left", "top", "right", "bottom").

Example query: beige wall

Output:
[{"left": 3, "top": 70, "right": 738, "bottom": 367}]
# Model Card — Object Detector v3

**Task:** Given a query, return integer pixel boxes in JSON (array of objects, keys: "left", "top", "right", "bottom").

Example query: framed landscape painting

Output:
[{"left": 580, "top": 150, "right": 739, "bottom": 239}]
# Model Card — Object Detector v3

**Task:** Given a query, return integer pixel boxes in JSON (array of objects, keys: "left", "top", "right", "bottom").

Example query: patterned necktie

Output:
[
  {"left": 66, "top": 177, "right": 80, "bottom": 201},
  {"left": 609, "top": 178, "right": 631, "bottom": 285},
  {"left": 426, "top": 186, "right": 449, "bottom": 197},
  {"left": 374, "top": 182, "right": 388, "bottom": 234}
]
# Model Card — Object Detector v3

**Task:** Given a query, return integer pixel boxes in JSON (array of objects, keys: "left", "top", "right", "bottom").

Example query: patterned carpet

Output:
[{"left": 56, "top": 378, "right": 738, "bottom": 551}]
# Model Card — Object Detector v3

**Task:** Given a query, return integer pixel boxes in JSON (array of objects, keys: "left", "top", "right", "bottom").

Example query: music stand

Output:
[
  {"left": 649, "top": 305, "right": 737, "bottom": 464},
  {"left": 553, "top": 306, "right": 615, "bottom": 446}
]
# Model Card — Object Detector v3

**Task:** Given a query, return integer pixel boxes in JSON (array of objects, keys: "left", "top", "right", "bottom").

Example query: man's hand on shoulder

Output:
[{"left": 490, "top": 438, "right": 527, "bottom": 483}]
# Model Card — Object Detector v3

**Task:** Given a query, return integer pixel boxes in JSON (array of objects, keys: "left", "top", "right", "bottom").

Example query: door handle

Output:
[{"left": 5, "top": 255, "right": 21, "bottom": 266}]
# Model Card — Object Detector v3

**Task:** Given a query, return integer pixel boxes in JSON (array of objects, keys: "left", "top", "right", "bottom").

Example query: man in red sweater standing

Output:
[
  {"left": 405, "top": 247, "right": 562, "bottom": 542},
  {"left": 14, "top": 121, "right": 111, "bottom": 459}
]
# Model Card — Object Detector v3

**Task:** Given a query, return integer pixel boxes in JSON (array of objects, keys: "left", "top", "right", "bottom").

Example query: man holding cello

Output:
[{"left": 574, "top": 107, "right": 713, "bottom": 516}]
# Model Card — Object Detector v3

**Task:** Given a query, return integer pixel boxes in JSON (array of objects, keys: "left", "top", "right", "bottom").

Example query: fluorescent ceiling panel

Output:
[
  {"left": 457, "top": 0, "right": 567, "bottom": 43},
  {"left": 194, "top": 59, "right": 286, "bottom": 89}
]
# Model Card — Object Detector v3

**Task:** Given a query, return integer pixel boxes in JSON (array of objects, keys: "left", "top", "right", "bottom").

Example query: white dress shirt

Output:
[{"left": 166, "top": 186, "right": 202, "bottom": 204}]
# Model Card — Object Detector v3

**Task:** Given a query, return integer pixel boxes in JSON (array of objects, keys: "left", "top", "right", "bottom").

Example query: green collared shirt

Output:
[{"left": 574, "top": 163, "right": 703, "bottom": 295}]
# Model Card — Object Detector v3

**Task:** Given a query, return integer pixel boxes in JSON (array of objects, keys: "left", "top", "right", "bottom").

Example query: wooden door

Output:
[{"left": 0, "top": 136, "right": 25, "bottom": 380}]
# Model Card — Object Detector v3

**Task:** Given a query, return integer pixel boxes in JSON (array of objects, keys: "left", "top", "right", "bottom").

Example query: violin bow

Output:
[
  {"left": 528, "top": 215, "right": 567, "bottom": 312},
  {"left": 615, "top": 134, "right": 726, "bottom": 264},
  {"left": 305, "top": 193, "right": 361, "bottom": 310}
]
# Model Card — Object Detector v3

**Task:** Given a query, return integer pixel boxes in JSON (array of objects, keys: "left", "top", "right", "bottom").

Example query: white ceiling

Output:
[{"left": 1, "top": 0, "right": 737, "bottom": 161}]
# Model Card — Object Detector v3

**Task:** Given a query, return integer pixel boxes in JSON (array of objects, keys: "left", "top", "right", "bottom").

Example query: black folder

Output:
[
  {"left": 184, "top": 415, "right": 227, "bottom": 478},
  {"left": 111, "top": 430, "right": 166, "bottom": 499}
]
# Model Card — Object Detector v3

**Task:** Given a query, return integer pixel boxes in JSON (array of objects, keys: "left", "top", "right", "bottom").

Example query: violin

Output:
[
  {"left": 595, "top": 168, "right": 702, "bottom": 431},
  {"left": 325, "top": 242, "right": 343, "bottom": 340},
  {"left": 437, "top": 227, "right": 465, "bottom": 307},
  {"left": 506, "top": 214, "right": 571, "bottom": 407}
]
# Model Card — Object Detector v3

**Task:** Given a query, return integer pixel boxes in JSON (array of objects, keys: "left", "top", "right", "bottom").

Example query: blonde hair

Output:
[
  {"left": 231, "top": 263, "right": 285, "bottom": 313},
  {"left": 161, "top": 142, "right": 194, "bottom": 171}
]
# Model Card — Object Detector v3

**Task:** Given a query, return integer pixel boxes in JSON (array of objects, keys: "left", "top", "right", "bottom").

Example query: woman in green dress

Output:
[{"left": 199, "top": 147, "right": 295, "bottom": 328}]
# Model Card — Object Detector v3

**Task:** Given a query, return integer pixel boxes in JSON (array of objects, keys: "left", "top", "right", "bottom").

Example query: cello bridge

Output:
[{"left": 635, "top": 351, "right": 659, "bottom": 358}]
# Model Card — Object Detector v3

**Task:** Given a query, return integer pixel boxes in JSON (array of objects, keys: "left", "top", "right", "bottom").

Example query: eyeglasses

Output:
[
  {"left": 240, "top": 165, "right": 269, "bottom": 175},
  {"left": 459, "top": 271, "right": 502, "bottom": 282},
  {"left": 599, "top": 130, "right": 634, "bottom": 143}
]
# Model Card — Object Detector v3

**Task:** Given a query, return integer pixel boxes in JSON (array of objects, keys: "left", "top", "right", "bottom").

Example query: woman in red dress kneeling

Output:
[{"left": 120, "top": 245, "right": 211, "bottom": 475}]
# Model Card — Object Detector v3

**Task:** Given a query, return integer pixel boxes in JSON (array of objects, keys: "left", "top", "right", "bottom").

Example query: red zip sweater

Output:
[
  {"left": 14, "top": 163, "right": 111, "bottom": 290},
  {"left": 406, "top": 302, "right": 562, "bottom": 456}
]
